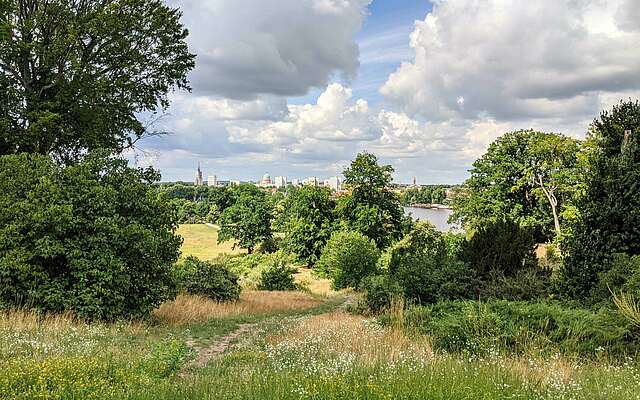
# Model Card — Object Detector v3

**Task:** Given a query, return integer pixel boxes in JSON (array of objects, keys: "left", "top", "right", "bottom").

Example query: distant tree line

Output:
[{"left": 400, "top": 185, "right": 452, "bottom": 206}]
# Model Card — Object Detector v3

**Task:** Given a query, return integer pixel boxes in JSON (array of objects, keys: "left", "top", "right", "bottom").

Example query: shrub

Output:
[
  {"left": 387, "top": 223, "right": 477, "bottom": 304},
  {"left": 258, "top": 259, "right": 298, "bottom": 291},
  {"left": 400, "top": 300, "right": 638, "bottom": 357},
  {"left": 462, "top": 219, "right": 537, "bottom": 278},
  {"left": 481, "top": 267, "right": 552, "bottom": 301},
  {"left": 0, "top": 153, "right": 181, "bottom": 320},
  {"left": 360, "top": 275, "right": 403, "bottom": 313},
  {"left": 224, "top": 251, "right": 292, "bottom": 289},
  {"left": 443, "top": 232, "right": 466, "bottom": 259},
  {"left": 594, "top": 253, "right": 640, "bottom": 302},
  {"left": 316, "top": 230, "right": 379, "bottom": 289},
  {"left": 178, "top": 256, "right": 240, "bottom": 302}
]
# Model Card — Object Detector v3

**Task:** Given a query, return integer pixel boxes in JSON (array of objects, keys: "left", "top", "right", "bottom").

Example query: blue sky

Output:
[{"left": 133, "top": 0, "right": 640, "bottom": 184}]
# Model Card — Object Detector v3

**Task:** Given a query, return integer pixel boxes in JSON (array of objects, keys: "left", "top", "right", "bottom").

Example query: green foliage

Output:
[
  {"left": 442, "top": 232, "right": 466, "bottom": 259},
  {"left": 337, "top": 152, "right": 405, "bottom": 248},
  {"left": 258, "top": 260, "right": 298, "bottom": 291},
  {"left": 560, "top": 100, "right": 640, "bottom": 300},
  {"left": 401, "top": 185, "right": 451, "bottom": 205},
  {"left": 223, "top": 251, "right": 289, "bottom": 289},
  {"left": 480, "top": 267, "right": 552, "bottom": 301},
  {"left": 218, "top": 185, "right": 273, "bottom": 254},
  {"left": 401, "top": 300, "right": 638, "bottom": 356},
  {"left": 462, "top": 219, "right": 538, "bottom": 279},
  {"left": 360, "top": 275, "right": 403, "bottom": 313},
  {"left": 451, "top": 130, "right": 580, "bottom": 242},
  {"left": 177, "top": 256, "right": 240, "bottom": 302},
  {"left": 387, "top": 223, "right": 476, "bottom": 304},
  {"left": 171, "top": 198, "right": 210, "bottom": 224},
  {"left": 0, "top": 0, "right": 195, "bottom": 161},
  {"left": 316, "top": 230, "right": 379, "bottom": 290},
  {"left": 0, "top": 153, "right": 181, "bottom": 320},
  {"left": 594, "top": 254, "right": 640, "bottom": 302},
  {"left": 278, "top": 186, "right": 336, "bottom": 266}
]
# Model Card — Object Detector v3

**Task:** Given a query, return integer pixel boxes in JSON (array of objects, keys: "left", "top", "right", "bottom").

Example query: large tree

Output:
[
  {"left": 278, "top": 186, "right": 336, "bottom": 266},
  {"left": 337, "top": 152, "right": 405, "bottom": 248},
  {"left": 0, "top": 152, "right": 181, "bottom": 320},
  {"left": 217, "top": 185, "right": 273, "bottom": 254},
  {"left": 0, "top": 0, "right": 195, "bottom": 161},
  {"left": 560, "top": 100, "right": 640, "bottom": 299},
  {"left": 451, "top": 130, "right": 580, "bottom": 242}
]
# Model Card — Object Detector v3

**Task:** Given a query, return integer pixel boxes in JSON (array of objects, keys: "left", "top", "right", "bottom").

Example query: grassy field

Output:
[
  {"left": 177, "top": 224, "right": 244, "bottom": 260},
  {"left": 3, "top": 290, "right": 640, "bottom": 399},
  {"left": 3, "top": 225, "right": 640, "bottom": 399}
]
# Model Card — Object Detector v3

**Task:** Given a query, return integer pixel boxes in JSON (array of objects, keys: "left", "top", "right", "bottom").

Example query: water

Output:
[{"left": 403, "top": 206, "right": 459, "bottom": 232}]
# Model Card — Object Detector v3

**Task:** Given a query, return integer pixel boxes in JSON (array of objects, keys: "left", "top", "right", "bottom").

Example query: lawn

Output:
[{"left": 177, "top": 224, "right": 244, "bottom": 260}]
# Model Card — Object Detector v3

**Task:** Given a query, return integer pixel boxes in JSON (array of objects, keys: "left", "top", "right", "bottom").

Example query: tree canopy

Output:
[
  {"left": 451, "top": 130, "right": 580, "bottom": 242},
  {"left": 0, "top": 152, "right": 181, "bottom": 320},
  {"left": 217, "top": 185, "right": 273, "bottom": 254},
  {"left": 559, "top": 100, "right": 640, "bottom": 299},
  {"left": 278, "top": 186, "right": 336, "bottom": 266},
  {"left": 0, "top": 0, "right": 195, "bottom": 161},
  {"left": 337, "top": 152, "right": 405, "bottom": 248}
]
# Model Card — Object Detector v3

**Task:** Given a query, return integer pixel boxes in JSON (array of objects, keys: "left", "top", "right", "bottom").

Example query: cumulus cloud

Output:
[
  {"left": 172, "top": 0, "right": 371, "bottom": 99},
  {"left": 381, "top": 0, "right": 640, "bottom": 122},
  {"left": 226, "top": 83, "right": 380, "bottom": 147}
]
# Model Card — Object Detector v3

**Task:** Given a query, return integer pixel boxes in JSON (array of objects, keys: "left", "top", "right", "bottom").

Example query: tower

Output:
[{"left": 195, "top": 163, "right": 204, "bottom": 186}]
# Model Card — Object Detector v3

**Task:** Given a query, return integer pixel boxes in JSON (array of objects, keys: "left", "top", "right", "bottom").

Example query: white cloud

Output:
[
  {"left": 226, "top": 83, "right": 380, "bottom": 147},
  {"left": 172, "top": 0, "right": 371, "bottom": 99},
  {"left": 380, "top": 0, "right": 640, "bottom": 122}
]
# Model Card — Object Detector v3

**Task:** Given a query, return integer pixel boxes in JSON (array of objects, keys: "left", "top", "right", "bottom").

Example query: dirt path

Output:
[
  {"left": 180, "top": 323, "right": 256, "bottom": 376},
  {"left": 180, "top": 295, "right": 350, "bottom": 377}
]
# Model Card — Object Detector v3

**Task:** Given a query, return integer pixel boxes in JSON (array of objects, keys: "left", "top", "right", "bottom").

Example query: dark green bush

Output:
[
  {"left": 0, "top": 153, "right": 181, "bottom": 320},
  {"left": 481, "top": 267, "right": 552, "bottom": 301},
  {"left": 400, "top": 300, "right": 639, "bottom": 357},
  {"left": 178, "top": 256, "right": 240, "bottom": 302},
  {"left": 387, "top": 223, "right": 477, "bottom": 304},
  {"left": 462, "top": 219, "right": 537, "bottom": 278},
  {"left": 594, "top": 253, "right": 640, "bottom": 302},
  {"left": 258, "top": 259, "right": 298, "bottom": 291},
  {"left": 360, "top": 275, "right": 403, "bottom": 312},
  {"left": 316, "top": 230, "right": 379, "bottom": 289}
]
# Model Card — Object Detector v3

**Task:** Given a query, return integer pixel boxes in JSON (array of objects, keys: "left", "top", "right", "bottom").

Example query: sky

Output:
[{"left": 129, "top": 0, "right": 640, "bottom": 184}]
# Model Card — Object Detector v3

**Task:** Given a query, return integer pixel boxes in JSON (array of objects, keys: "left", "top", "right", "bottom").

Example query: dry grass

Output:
[
  {"left": 295, "top": 268, "right": 334, "bottom": 297},
  {"left": 153, "top": 291, "right": 324, "bottom": 326},
  {"left": 267, "top": 311, "right": 433, "bottom": 366},
  {"left": 508, "top": 356, "right": 577, "bottom": 390},
  {"left": 177, "top": 224, "right": 244, "bottom": 260}
]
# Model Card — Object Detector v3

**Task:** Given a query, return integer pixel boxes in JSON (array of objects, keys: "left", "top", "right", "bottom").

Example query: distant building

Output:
[
  {"left": 291, "top": 178, "right": 301, "bottom": 187},
  {"left": 230, "top": 180, "right": 241, "bottom": 187},
  {"left": 260, "top": 173, "right": 273, "bottom": 187},
  {"left": 207, "top": 175, "right": 217, "bottom": 187},
  {"left": 303, "top": 176, "right": 319, "bottom": 186},
  {"left": 274, "top": 176, "right": 287, "bottom": 188},
  {"left": 194, "top": 163, "right": 204, "bottom": 186},
  {"left": 412, "top": 176, "right": 417, "bottom": 187},
  {"left": 326, "top": 176, "right": 341, "bottom": 191}
]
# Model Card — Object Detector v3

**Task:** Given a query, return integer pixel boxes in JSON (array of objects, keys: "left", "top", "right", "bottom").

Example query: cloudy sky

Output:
[{"left": 130, "top": 0, "right": 640, "bottom": 184}]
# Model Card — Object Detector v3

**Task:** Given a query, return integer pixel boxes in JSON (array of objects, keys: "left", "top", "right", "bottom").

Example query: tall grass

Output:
[
  {"left": 612, "top": 290, "right": 640, "bottom": 328},
  {"left": 153, "top": 292, "right": 324, "bottom": 326},
  {"left": 127, "top": 310, "right": 640, "bottom": 400}
]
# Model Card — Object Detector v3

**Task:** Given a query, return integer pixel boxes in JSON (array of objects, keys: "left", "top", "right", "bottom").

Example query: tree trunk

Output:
[{"left": 537, "top": 175, "right": 561, "bottom": 238}]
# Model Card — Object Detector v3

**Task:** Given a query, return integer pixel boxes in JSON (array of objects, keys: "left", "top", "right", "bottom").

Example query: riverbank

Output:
[{"left": 406, "top": 203, "right": 452, "bottom": 210}]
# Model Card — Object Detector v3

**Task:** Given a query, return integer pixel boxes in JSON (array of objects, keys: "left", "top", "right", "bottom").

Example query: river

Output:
[{"left": 403, "top": 206, "right": 460, "bottom": 232}]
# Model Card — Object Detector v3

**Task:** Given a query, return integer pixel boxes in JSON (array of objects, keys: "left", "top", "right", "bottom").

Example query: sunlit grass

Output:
[
  {"left": 153, "top": 292, "right": 324, "bottom": 327},
  {"left": 177, "top": 224, "right": 244, "bottom": 260}
]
